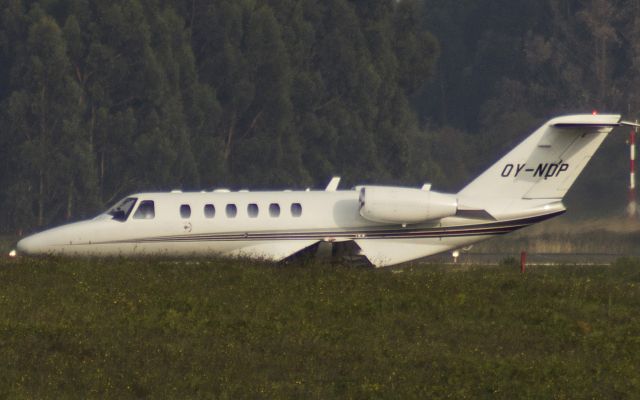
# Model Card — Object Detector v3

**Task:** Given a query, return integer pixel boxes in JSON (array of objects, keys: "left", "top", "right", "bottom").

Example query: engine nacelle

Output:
[{"left": 358, "top": 186, "right": 457, "bottom": 224}]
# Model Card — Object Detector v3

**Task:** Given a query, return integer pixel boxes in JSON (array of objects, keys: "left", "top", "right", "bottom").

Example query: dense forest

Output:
[{"left": 0, "top": 0, "right": 637, "bottom": 233}]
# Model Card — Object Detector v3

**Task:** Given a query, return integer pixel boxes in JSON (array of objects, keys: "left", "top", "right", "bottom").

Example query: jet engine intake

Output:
[{"left": 358, "top": 186, "right": 457, "bottom": 224}]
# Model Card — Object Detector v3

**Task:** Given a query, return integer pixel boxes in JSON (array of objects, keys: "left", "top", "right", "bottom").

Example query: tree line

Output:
[{"left": 0, "top": 0, "right": 636, "bottom": 233}]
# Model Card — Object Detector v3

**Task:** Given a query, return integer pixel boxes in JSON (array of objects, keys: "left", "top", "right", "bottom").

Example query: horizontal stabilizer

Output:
[
  {"left": 550, "top": 114, "right": 621, "bottom": 127},
  {"left": 455, "top": 208, "right": 496, "bottom": 220},
  {"left": 553, "top": 123, "right": 619, "bottom": 129},
  {"left": 226, "top": 240, "right": 319, "bottom": 261}
]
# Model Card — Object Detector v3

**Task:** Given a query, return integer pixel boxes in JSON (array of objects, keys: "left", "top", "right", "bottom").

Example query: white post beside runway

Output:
[{"left": 629, "top": 125, "right": 637, "bottom": 218}]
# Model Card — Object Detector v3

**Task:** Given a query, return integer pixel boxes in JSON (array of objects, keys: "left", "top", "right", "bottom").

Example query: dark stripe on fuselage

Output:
[{"left": 91, "top": 209, "right": 564, "bottom": 245}]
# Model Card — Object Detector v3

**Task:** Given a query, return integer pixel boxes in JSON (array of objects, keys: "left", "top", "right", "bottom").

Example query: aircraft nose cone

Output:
[
  {"left": 17, "top": 235, "right": 42, "bottom": 255},
  {"left": 16, "top": 230, "right": 58, "bottom": 255},
  {"left": 16, "top": 220, "right": 100, "bottom": 255}
]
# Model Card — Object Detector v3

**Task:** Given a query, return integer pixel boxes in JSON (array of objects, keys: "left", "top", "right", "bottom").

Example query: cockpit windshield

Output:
[{"left": 106, "top": 197, "right": 138, "bottom": 222}]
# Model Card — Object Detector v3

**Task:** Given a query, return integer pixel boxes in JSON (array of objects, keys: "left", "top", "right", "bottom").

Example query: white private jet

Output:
[{"left": 16, "top": 114, "right": 635, "bottom": 266}]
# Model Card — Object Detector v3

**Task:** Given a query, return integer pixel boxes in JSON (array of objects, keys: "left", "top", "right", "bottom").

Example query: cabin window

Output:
[
  {"left": 226, "top": 204, "right": 237, "bottom": 218},
  {"left": 204, "top": 204, "right": 215, "bottom": 218},
  {"left": 269, "top": 203, "right": 280, "bottom": 217},
  {"left": 107, "top": 197, "right": 137, "bottom": 222},
  {"left": 291, "top": 203, "right": 302, "bottom": 217},
  {"left": 133, "top": 200, "right": 155, "bottom": 219},
  {"left": 247, "top": 203, "right": 259, "bottom": 218},
  {"left": 180, "top": 204, "right": 191, "bottom": 219}
]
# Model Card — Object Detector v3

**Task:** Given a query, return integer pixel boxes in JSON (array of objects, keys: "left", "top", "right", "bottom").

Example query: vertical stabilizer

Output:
[{"left": 458, "top": 115, "right": 620, "bottom": 211}]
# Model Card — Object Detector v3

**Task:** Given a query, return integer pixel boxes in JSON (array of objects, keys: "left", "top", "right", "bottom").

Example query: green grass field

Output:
[{"left": 1, "top": 257, "right": 639, "bottom": 399}]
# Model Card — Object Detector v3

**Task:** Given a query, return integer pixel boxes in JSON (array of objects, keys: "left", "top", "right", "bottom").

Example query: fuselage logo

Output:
[{"left": 501, "top": 162, "right": 569, "bottom": 179}]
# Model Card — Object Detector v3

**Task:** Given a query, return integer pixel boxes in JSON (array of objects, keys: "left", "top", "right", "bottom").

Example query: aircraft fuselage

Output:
[{"left": 16, "top": 114, "right": 631, "bottom": 266}]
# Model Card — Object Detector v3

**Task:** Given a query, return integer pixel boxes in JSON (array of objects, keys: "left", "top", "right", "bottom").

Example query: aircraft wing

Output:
[
  {"left": 226, "top": 240, "right": 320, "bottom": 261},
  {"left": 355, "top": 239, "right": 453, "bottom": 267}
]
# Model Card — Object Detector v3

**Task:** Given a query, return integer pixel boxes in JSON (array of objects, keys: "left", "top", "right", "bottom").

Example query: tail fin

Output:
[{"left": 458, "top": 114, "right": 621, "bottom": 212}]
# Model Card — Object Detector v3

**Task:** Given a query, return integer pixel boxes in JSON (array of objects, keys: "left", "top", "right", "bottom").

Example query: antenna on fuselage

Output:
[{"left": 325, "top": 176, "right": 341, "bottom": 192}]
